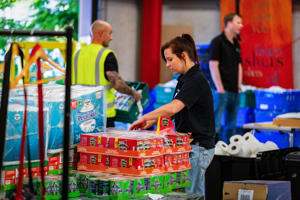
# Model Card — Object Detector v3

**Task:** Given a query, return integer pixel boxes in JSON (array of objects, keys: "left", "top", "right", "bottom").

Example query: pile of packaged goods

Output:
[
  {"left": 1, "top": 115, "right": 192, "bottom": 199},
  {"left": 71, "top": 170, "right": 190, "bottom": 199},
  {"left": 77, "top": 130, "right": 191, "bottom": 175}
]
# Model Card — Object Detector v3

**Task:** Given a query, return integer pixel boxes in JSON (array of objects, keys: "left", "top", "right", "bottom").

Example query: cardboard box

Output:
[
  {"left": 223, "top": 180, "right": 291, "bottom": 200},
  {"left": 273, "top": 117, "right": 300, "bottom": 128}
]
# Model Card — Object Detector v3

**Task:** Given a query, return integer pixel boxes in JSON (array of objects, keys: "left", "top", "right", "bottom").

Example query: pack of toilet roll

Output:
[
  {"left": 8, "top": 84, "right": 107, "bottom": 150},
  {"left": 215, "top": 132, "right": 279, "bottom": 157},
  {"left": 4, "top": 104, "right": 49, "bottom": 162}
]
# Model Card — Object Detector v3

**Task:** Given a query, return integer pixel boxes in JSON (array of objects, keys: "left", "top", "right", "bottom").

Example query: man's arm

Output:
[
  {"left": 238, "top": 63, "right": 242, "bottom": 93},
  {"left": 130, "top": 99, "right": 185, "bottom": 130},
  {"left": 106, "top": 70, "right": 142, "bottom": 101},
  {"left": 209, "top": 60, "right": 225, "bottom": 93}
]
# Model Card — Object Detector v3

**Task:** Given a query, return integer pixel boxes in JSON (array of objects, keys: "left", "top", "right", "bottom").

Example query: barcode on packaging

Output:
[{"left": 238, "top": 189, "right": 254, "bottom": 200}]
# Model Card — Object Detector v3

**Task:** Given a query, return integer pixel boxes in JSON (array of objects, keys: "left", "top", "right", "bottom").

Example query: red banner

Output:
[{"left": 220, "top": 0, "right": 293, "bottom": 89}]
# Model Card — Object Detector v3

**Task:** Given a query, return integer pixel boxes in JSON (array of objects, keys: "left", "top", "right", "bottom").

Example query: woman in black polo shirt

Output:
[{"left": 130, "top": 34, "right": 215, "bottom": 197}]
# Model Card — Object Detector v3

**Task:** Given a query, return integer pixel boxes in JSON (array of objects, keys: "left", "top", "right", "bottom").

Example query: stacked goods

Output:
[
  {"left": 29, "top": 175, "right": 80, "bottom": 199},
  {"left": 115, "top": 81, "right": 150, "bottom": 123},
  {"left": 70, "top": 170, "right": 191, "bottom": 199},
  {"left": 254, "top": 87, "right": 300, "bottom": 122},
  {"left": 253, "top": 87, "right": 300, "bottom": 148},
  {"left": 47, "top": 146, "right": 79, "bottom": 175},
  {"left": 77, "top": 130, "right": 191, "bottom": 175},
  {"left": 4, "top": 104, "right": 49, "bottom": 162},
  {"left": 7, "top": 84, "right": 106, "bottom": 151},
  {"left": 0, "top": 161, "right": 49, "bottom": 198}
]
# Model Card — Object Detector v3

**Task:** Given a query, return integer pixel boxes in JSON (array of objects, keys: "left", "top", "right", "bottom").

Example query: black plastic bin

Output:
[
  {"left": 285, "top": 151, "right": 300, "bottom": 200},
  {"left": 205, "top": 155, "right": 256, "bottom": 200},
  {"left": 205, "top": 147, "right": 300, "bottom": 200}
]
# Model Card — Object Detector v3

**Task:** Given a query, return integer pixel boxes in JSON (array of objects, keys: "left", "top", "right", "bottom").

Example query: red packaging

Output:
[
  {"left": 88, "top": 135, "right": 98, "bottom": 146},
  {"left": 4, "top": 169, "right": 17, "bottom": 179},
  {"left": 143, "top": 139, "right": 151, "bottom": 151},
  {"left": 156, "top": 138, "right": 164, "bottom": 149},
  {"left": 110, "top": 156, "right": 120, "bottom": 167},
  {"left": 88, "top": 154, "right": 99, "bottom": 165},
  {"left": 131, "top": 158, "right": 144, "bottom": 169},
  {"left": 164, "top": 137, "right": 176, "bottom": 148},
  {"left": 171, "top": 154, "right": 178, "bottom": 166},
  {"left": 119, "top": 157, "right": 129, "bottom": 168},
  {"left": 79, "top": 152, "right": 88, "bottom": 164},
  {"left": 155, "top": 156, "right": 164, "bottom": 168},
  {"left": 49, "top": 155, "right": 60, "bottom": 165},
  {"left": 126, "top": 139, "right": 144, "bottom": 151},
  {"left": 80, "top": 134, "right": 88, "bottom": 146},
  {"left": 144, "top": 158, "right": 154, "bottom": 169},
  {"left": 164, "top": 155, "right": 172, "bottom": 167},
  {"left": 96, "top": 135, "right": 109, "bottom": 148},
  {"left": 108, "top": 137, "right": 119, "bottom": 149},
  {"left": 96, "top": 154, "right": 109, "bottom": 166},
  {"left": 118, "top": 138, "right": 128, "bottom": 150}
]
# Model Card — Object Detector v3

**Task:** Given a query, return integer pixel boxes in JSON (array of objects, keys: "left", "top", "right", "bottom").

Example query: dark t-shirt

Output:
[
  {"left": 104, "top": 52, "right": 119, "bottom": 80},
  {"left": 209, "top": 32, "right": 241, "bottom": 93},
  {"left": 174, "top": 64, "right": 216, "bottom": 149}
]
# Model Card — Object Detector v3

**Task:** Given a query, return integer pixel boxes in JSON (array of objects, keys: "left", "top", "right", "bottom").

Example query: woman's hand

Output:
[{"left": 130, "top": 118, "right": 157, "bottom": 130}]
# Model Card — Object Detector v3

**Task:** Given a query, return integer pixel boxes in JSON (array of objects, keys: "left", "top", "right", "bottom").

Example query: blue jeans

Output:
[
  {"left": 213, "top": 90, "right": 240, "bottom": 144},
  {"left": 186, "top": 145, "right": 214, "bottom": 197}
]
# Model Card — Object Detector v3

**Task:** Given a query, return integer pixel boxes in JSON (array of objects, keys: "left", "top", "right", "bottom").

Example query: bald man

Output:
[{"left": 72, "top": 20, "right": 142, "bottom": 127}]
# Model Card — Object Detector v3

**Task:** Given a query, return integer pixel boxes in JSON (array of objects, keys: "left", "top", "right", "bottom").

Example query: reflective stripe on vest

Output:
[{"left": 74, "top": 47, "right": 114, "bottom": 109}]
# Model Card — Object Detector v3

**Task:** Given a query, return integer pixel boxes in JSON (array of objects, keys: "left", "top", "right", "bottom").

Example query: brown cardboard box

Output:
[
  {"left": 223, "top": 182, "right": 267, "bottom": 200},
  {"left": 223, "top": 180, "right": 291, "bottom": 200},
  {"left": 273, "top": 118, "right": 300, "bottom": 128}
]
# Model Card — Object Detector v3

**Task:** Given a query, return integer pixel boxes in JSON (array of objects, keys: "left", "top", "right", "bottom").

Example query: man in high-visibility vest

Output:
[{"left": 72, "top": 20, "right": 142, "bottom": 127}]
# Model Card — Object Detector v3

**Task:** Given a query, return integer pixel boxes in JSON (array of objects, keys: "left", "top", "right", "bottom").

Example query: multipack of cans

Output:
[
  {"left": 71, "top": 170, "right": 191, "bottom": 199},
  {"left": 80, "top": 132, "right": 165, "bottom": 152},
  {"left": 77, "top": 130, "right": 191, "bottom": 175}
]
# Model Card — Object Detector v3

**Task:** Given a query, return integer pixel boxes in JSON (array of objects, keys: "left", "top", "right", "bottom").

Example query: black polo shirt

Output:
[
  {"left": 174, "top": 64, "right": 215, "bottom": 149},
  {"left": 209, "top": 32, "right": 241, "bottom": 93}
]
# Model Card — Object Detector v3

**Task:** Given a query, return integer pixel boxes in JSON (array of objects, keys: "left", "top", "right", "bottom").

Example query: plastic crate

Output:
[
  {"left": 254, "top": 108, "right": 287, "bottom": 123},
  {"left": 255, "top": 147, "right": 299, "bottom": 180},
  {"left": 284, "top": 150, "right": 300, "bottom": 200},
  {"left": 115, "top": 81, "right": 149, "bottom": 123},
  {"left": 154, "top": 102, "right": 166, "bottom": 109},
  {"left": 255, "top": 90, "right": 300, "bottom": 111},
  {"left": 240, "top": 90, "right": 256, "bottom": 108},
  {"left": 254, "top": 130, "right": 290, "bottom": 149},
  {"left": 154, "top": 85, "right": 175, "bottom": 104},
  {"left": 236, "top": 108, "right": 255, "bottom": 127}
]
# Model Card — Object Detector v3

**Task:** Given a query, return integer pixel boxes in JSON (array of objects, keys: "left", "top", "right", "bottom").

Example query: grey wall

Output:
[
  {"left": 99, "top": 0, "right": 300, "bottom": 89},
  {"left": 163, "top": 0, "right": 220, "bottom": 44},
  {"left": 102, "top": 0, "right": 142, "bottom": 82}
]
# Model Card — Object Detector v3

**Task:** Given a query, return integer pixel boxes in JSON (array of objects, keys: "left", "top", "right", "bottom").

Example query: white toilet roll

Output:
[
  {"left": 243, "top": 132, "right": 263, "bottom": 157},
  {"left": 215, "top": 141, "right": 229, "bottom": 155},
  {"left": 227, "top": 143, "right": 241, "bottom": 156},
  {"left": 262, "top": 141, "right": 279, "bottom": 151},
  {"left": 230, "top": 135, "right": 243, "bottom": 145}
]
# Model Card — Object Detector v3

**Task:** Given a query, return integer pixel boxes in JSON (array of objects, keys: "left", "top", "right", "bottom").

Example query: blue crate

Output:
[
  {"left": 254, "top": 130, "right": 300, "bottom": 149},
  {"left": 254, "top": 130, "right": 290, "bottom": 149},
  {"left": 254, "top": 109, "right": 287, "bottom": 123},
  {"left": 236, "top": 108, "right": 255, "bottom": 127},
  {"left": 255, "top": 90, "right": 300, "bottom": 111},
  {"left": 154, "top": 102, "right": 167, "bottom": 109},
  {"left": 154, "top": 85, "right": 175, "bottom": 104}
]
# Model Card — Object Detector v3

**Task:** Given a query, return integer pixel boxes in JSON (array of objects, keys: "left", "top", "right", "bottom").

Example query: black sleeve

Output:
[
  {"left": 209, "top": 37, "right": 221, "bottom": 61},
  {"left": 174, "top": 78, "right": 203, "bottom": 109},
  {"left": 104, "top": 52, "right": 119, "bottom": 80},
  {"left": 237, "top": 43, "right": 242, "bottom": 63}
]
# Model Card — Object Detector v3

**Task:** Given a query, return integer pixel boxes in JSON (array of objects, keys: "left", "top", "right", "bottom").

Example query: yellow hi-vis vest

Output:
[{"left": 72, "top": 44, "right": 116, "bottom": 118}]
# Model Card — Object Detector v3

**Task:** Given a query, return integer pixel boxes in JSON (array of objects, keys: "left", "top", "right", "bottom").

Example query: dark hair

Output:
[
  {"left": 224, "top": 13, "right": 242, "bottom": 27},
  {"left": 161, "top": 33, "right": 199, "bottom": 63}
]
